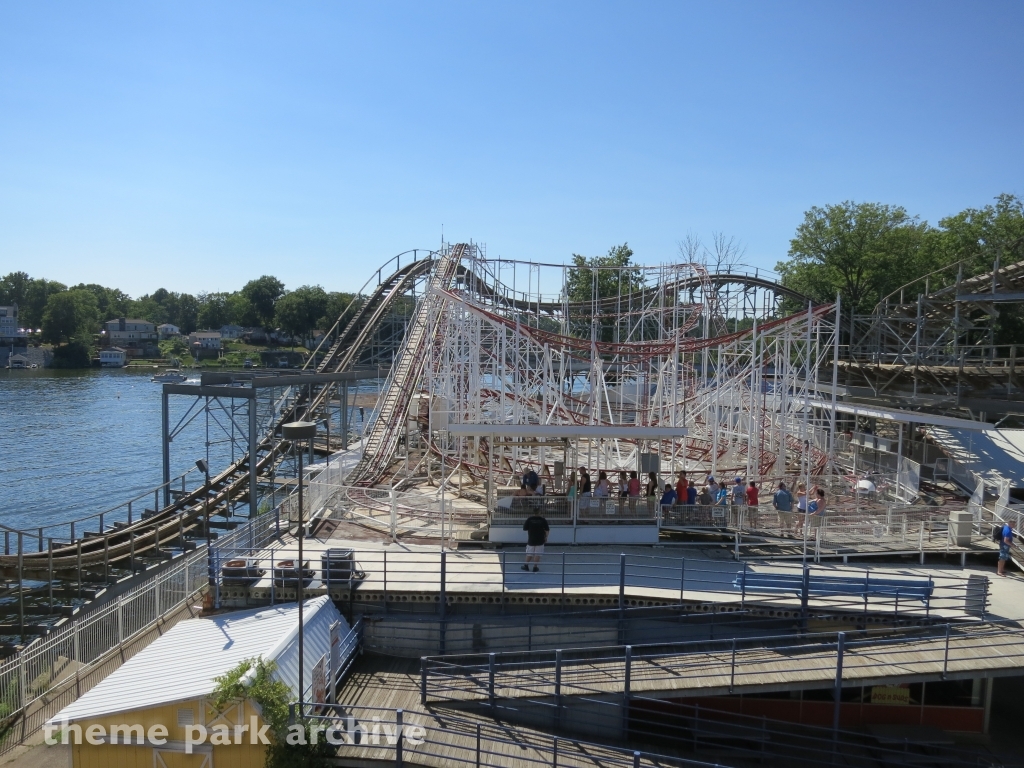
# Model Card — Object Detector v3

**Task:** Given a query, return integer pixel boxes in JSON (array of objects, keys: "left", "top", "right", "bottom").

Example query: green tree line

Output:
[
  {"left": 567, "top": 194, "right": 1023, "bottom": 344},
  {"left": 0, "top": 272, "right": 357, "bottom": 349}
]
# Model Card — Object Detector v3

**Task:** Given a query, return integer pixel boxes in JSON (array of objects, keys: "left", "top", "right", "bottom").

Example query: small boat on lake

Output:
[{"left": 152, "top": 369, "right": 187, "bottom": 383}]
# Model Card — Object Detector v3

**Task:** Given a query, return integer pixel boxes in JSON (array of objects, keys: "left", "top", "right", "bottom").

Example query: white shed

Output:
[{"left": 49, "top": 597, "right": 354, "bottom": 768}]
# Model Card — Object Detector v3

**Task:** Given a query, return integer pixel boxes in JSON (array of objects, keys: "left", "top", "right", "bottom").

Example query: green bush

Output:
[
  {"left": 211, "top": 657, "right": 334, "bottom": 768},
  {"left": 50, "top": 342, "right": 91, "bottom": 369}
]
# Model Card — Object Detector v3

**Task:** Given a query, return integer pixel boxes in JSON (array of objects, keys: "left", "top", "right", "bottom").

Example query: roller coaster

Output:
[{"left": 0, "top": 245, "right": 830, "bottom": 589}]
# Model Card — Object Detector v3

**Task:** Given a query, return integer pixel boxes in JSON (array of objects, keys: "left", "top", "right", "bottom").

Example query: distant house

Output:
[
  {"left": 188, "top": 331, "right": 222, "bottom": 350},
  {"left": 219, "top": 324, "right": 244, "bottom": 340},
  {"left": 6, "top": 353, "right": 30, "bottom": 369},
  {"left": 240, "top": 328, "right": 265, "bottom": 344},
  {"left": 0, "top": 304, "right": 27, "bottom": 344},
  {"left": 305, "top": 329, "right": 328, "bottom": 350},
  {"left": 99, "top": 347, "right": 127, "bottom": 368},
  {"left": 104, "top": 318, "right": 157, "bottom": 357},
  {"left": 156, "top": 323, "right": 180, "bottom": 339}
]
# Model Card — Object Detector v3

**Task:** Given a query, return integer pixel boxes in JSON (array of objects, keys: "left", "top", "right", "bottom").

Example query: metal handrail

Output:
[
  {"left": 0, "top": 467, "right": 198, "bottom": 544},
  {"left": 209, "top": 540, "right": 982, "bottom": 622},
  {"left": 420, "top": 622, "right": 1023, "bottom": 713}
]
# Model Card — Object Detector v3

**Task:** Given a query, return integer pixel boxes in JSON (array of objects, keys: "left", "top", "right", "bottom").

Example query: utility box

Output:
[
  {"left": 553, "top": 461, "right": 565, "bottom": 477},
  {"left": 948, "top": 510, "right": 973, "bottom": 547},
  {"left": 640, "top": 453, "right": 660, "bottom": 473}
]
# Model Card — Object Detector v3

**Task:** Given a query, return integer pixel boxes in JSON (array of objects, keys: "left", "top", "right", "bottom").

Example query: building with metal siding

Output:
[{"left": 50, "top": 597, "right": 348, "bottom": 768}]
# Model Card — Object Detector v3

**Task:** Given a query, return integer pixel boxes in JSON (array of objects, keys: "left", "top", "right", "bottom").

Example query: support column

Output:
[
  {"left": 162, "top": 388, "right": 171, "bottom": 507},
  {"left": 983, "top": 677, "right": 994, "bottom": 734},
  {"left": 341, "top": 382, "right": 349, "bottom": 450},
  {"left": 249, "top": 396, "right": 258, "bottom": 519}
]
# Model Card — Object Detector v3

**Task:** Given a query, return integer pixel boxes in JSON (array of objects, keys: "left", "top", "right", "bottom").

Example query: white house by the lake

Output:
[
  {"left": 188, "top": 331, "right": 222, "bottom": 350},
  {"left": 99, "top": 347, "right": 127, "bottom": 367}
]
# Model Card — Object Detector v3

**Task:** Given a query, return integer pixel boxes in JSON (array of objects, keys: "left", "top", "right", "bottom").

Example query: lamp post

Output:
[
  {"left": 438, "top": 429, "right": 448, "bottom": 548},
  {"left": 282, "top": 420, "right": 317, "bottom": 709},
  {"left": 195, "top": 459, "right": 212, "bottom": 601}
]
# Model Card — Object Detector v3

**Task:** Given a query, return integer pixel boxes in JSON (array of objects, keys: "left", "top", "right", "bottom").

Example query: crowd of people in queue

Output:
[{"left": 533, "top": 467, "right": 831, "bottom": 526}]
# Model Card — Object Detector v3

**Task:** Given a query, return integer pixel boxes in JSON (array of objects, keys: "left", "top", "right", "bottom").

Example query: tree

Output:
[
  {"left": 241, "top": 276, "right": 285, "bottom": 328},
  {"left": 565, "top": 243, "right": 645, "bottom": 305},
  {"left": 0, "top": 271, "right": 31, "bottom": 309},
  {"left": 928, "top": 194, "right": 1024, "bottom": 278},
  {"left": 677, "top": 232, "right": 746, "bottom": 274},
  {"left": 72, "top": 283, "right": 131, "bottom": 321},
  {"left": 320, "top": 291, "right": 358, "bottom": 331},
  {"left": 175, "top": 293, "right": 200, "bottom": 334},
  {"left": 778, "top": 201, "right": 933, "bottom": 314},
  {"left": 565, "top": 243, "right": 646, "bottom": 344},
  {"left": 927, "top": 194, "right": 1024, "bottom": 344},
  {"left": 275, "top": 285, "right": 329, "bottom": 342},
  {"left": 41, "top": 289, "right": 99, "bottom": 345},
  {"left": 23, "top": 278, "right": 67, "bottom": 329},
  {"left": 197, "top": 292, "right": 233, "bottom": 330}
]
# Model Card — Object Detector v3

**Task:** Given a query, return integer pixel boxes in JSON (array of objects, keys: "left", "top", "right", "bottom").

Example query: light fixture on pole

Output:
[
  {"left": 282, "top": 419, "right": 317, "bottom": 709},
  {"left": 195, "top": 459, "right": 211, "bottom": 547},
  {"left": 195, "top": 459, "right": 212, "bottom": 598}
]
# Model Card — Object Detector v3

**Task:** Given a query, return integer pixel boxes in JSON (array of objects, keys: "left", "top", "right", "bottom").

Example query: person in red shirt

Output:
[
  {"left": 746, "top": 481, "right": 759, "bottom": 506},
  {"left": 627, "top": 471, "right": 642, "bottom": 497},
  {"left": 675, "top": 471, "right": 688, "bottom": 502}
]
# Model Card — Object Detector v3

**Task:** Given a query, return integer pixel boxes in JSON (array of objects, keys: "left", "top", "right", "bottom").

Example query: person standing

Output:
[
  {"left": 746, "top": 481, "right": 759, "bottom": 507},
  {"left": 686, "top": 480, "right": 698, "bottom": 505},
  {"left": 579, "top": 467, "right": 592, "bottom": 495},
  {"left": 715, "top": 483, "right": 729, "bottom": 506},
  {"left": 697, "top": 485, "right": 712, "bottom": 506},
  {"left": 707, "top": 476, "right": 720, "bottom": 499},
  {"left": 660, "top": 483, "right": 677, "bottom": 513},
  {"left": 732, "top": 478, "right": 746, "bottom": 506},
  {"left": 807, "top": 487, "right": 826, "bottom": 518},
  {"left": 773, "top": 481, "right": 793, "bottom": 533},
  {"left": 522, "top": 512, "right": 550, "bottom": 572},
  {"left": 627, "top": 471, "right": 642, "bottom": 497},
  {"left": 645, "top": 472, "right": 659, "bottom": 497},
  {"left": 795, "top": 482, "right": 808, "bottom": 535},
  {"left": 998, "top": 519, "right": 1015, "bottom": 577},
  {"left": 675, "top": 471, "right": 688, "bottom": 502}
]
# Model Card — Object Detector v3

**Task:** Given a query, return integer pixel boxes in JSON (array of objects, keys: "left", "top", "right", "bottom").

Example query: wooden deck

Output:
[
  {"left": 332, "top": 655, "right": 680, "bottom": 768},
  {"left": 425, "top": 624, "right": 1024, "bottom": 702}
]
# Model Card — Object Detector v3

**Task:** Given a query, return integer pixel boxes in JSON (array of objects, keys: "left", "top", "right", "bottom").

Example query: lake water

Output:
[
  {"left": 1, "top": 367, "right": 378, "bottom": 536},
  {"left": 0, "top": 367, "right": 230, "bottom": 533}
]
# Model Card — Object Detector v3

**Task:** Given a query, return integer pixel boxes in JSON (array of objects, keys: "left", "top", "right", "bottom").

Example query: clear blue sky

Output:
[{"left": 1, "top": 1, "right": 1022, "bottom": 297}]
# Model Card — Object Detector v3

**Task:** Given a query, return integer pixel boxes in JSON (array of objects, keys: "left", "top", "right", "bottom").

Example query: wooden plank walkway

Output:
[
  {"left": 332, "top": 655, "right": 690, "bottom": 768},
  {"left": 425, "top": 624, "right": 1024, "bottom": 702}
]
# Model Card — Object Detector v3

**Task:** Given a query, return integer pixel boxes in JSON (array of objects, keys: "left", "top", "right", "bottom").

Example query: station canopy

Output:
[{"left": 444, "top": 425, "right": 688, "bottom": 439}]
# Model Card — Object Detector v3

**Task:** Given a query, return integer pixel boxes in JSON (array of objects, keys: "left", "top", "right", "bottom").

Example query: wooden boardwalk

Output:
[
  {"left": 424, "top": 624, "right": 1024, "bottom": 702},
  {"left": 332, "top": 655, "right": 690, "bottom": 768}
]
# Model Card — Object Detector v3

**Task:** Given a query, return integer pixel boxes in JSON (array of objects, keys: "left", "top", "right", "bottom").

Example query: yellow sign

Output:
[{"left": 871, "top": 685, "right": 910, "bottom": 705}]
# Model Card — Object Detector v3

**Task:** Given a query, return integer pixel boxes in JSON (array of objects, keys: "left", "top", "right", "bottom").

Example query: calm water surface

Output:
[{"left": 0, "top": 368, "right": 234, "bottom": 532}]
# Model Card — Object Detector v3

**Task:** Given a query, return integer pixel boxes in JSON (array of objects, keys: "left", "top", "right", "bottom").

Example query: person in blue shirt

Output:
[
  {"left": 686, "top": 481, "right": 698, "bottom": 505},
  {"left": 998, "top": 519, "right": 1015, "bottom": 577},
  {"left": 659, "top": 483, "right": 677, "bottom": 510}
]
